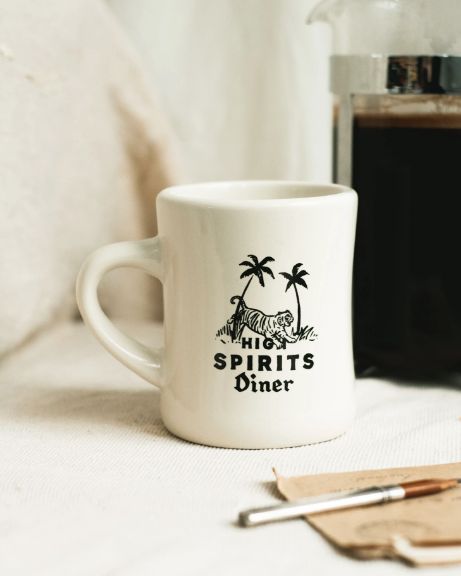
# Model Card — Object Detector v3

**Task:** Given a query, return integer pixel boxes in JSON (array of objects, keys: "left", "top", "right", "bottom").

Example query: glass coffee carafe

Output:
[{"left": 308, "top": 0, "right": 461, "bottom": 377}]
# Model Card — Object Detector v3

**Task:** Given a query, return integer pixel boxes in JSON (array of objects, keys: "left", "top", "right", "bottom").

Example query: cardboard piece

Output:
[{"left": 276, "top": 462, "right": 461, "bottom": 565}]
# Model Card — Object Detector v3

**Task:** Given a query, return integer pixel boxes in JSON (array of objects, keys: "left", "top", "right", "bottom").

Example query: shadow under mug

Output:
[{"left": 76, "top": 180, "right": 357, "bottom": 449}]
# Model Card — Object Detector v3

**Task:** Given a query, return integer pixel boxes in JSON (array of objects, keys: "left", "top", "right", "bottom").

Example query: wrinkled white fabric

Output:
[
  {"left": 0, "top": 321, "right": 459, "bottom": 575},
  {"left": 108, "top": 0, "right": 332, "bottom": 183},
  {"left": 0, "top": 0, "right": 176, "bottom": 357}
]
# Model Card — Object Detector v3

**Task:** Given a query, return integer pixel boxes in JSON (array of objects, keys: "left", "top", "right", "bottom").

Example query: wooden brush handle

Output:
[{"left": 401, "top": 478, "right": 458, "bottom": 498}]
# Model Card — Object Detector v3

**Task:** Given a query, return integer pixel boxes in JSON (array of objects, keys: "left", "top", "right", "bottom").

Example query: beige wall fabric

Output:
[
  {"left": 0, "top": 0, "right": 177, "bottom": 357},
  {"left": 108, "top": 0, "right": 331, "bottom": 184}
]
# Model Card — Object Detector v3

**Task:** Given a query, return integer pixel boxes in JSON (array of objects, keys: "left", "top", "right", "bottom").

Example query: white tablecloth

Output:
[{"left": 0, "top": 322, "right": 460, "bottom": 575}]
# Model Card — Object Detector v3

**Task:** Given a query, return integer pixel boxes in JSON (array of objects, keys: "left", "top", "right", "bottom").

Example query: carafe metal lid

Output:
[{"left": 332, "top": 55, "right": 461, "bottom": 95}]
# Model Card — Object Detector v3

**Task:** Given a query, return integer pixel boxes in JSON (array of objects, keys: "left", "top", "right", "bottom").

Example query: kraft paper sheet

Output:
[{"left": 276, "top": 462, "right": 461, "bottom": 566}]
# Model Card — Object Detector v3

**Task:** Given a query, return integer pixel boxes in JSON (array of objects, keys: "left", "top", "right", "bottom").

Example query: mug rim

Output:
[{"left": 158, "top": 180, "right": 356, "bottom": 208}]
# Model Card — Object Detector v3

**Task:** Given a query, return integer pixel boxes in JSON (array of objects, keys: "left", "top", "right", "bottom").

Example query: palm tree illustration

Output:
[
  {"left": 279, "top": 263, "right": 309, "bottom": 335},
  {"left": 232, "top": 255, "right": 275, "bottom": 341}
]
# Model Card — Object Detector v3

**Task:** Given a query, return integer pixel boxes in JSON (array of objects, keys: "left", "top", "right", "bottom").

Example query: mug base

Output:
[{"left": 162, "top": 420, "right": 352, "bottom": 450}]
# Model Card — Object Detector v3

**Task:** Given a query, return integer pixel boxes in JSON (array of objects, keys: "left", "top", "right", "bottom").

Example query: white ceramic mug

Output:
[{"left": 77, "top": 181, "right": 357, "bottom": 449}]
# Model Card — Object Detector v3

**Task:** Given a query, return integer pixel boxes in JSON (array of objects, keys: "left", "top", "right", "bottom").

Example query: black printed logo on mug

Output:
[{"left": 213, "top": 255, "right": 318, "bottom": 393}]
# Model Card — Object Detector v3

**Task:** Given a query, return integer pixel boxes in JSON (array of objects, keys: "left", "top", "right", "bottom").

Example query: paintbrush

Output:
[{"left": 239, "top": 478, "right": 460, "bottom": 527}]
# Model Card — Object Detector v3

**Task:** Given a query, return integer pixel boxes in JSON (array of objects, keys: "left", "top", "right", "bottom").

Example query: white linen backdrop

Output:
[
  {"left": 0, "top": 0, "right": 177, "bottom": 358},
  {"left": 108, "top": 0, "right": 331, "bottom": 183}
]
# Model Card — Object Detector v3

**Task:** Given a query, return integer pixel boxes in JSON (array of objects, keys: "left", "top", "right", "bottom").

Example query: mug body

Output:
[{"left": 157, "top": 181, "right": 357, "bottom": 449}]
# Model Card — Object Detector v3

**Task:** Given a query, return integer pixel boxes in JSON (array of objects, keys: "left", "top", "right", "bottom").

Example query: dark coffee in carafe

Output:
[
  {"left": 307, "top": 0, "right": 461, "bottom": 378},
  {"left": 351, "top": 102, "right": 461, "bottom": 376}
]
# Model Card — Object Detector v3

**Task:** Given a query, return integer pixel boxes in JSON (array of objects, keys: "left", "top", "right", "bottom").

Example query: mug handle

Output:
[{"left": 76, "top": 237, "right": 163, "bottom": 388}]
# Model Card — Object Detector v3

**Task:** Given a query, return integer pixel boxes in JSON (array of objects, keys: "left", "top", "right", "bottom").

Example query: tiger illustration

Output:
[{"left": 220, "top": 296, "right": 297, "bottom": 348}]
